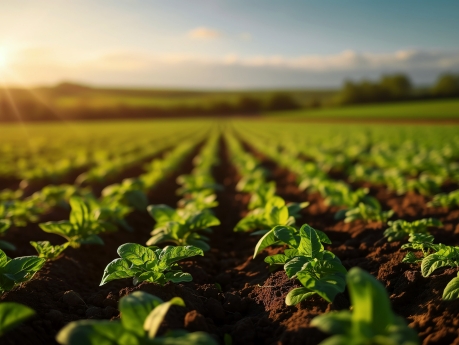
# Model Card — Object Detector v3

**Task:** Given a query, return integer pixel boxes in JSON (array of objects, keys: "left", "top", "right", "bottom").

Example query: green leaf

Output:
[
  {"left": 316, "top": 229, "right": 332, "bottom": 244},
  {"left": 117, "top": 243, "right": 157, "bottom": 266},
  {"left": 297, "top": 270, "right": 346, "bottom": 303},
  {"left": 154, "top": 331, "right": 219, "bottom": 345},
  {"left": 267, "top": 205, "right": 289, "bottom": 226},
  {"left": 100, "top": 258, "right": 134, "bottom": 286},
  {"left": 56, "top": 320, "right": 134, "bottom": 345},
  {"left": 285, "top": 287, "right": 315, "bottom": 306},
  {"left": 186, "top": 239, "right": 210, "bottom": 252},
  {"left": 298, "top": 224, "right": 323, "bottom": 258},
  {"left": 188, "top": 212, "right": 220, "bottom": 229},
  {"left": 158, "top": 246, "right": 204, "bottom": 269},
  {"left": 442, "top": 274, "right": 459, "bottom": 300},
  {"left": 234, "top": 215, "right": 260, "bottom": 232},
  {"left": 346, "top": 267, "right": 394, "bottom": 336},
  {"left": 264, "top": 254, "right": 289, "bottom": 265},
  {"left": 3, "top": 256, "right": 45, "bottom": 283},
  {"left": 310, "top": 310, "right": 352, "bottom": 335},
  {"left": 273, "top": 225, "right": 300, "bottom": 247},
  {"left": 165, "top": 272, "right": 193, "bottom": 283},
  {"left": 421, "top": 254, "right": 452, "bottom": 277},
  {"left": 284, "top": 256, "right": 310, "bottom": 278},
  {"left": 119, "top": 291, "right": 163, "bottom": 337},
  {"left": 0, "top": 240, "right": 16, "bottom": 252},
  {"left": 144, "top": 297, "right": 185, "bottom": 339},
  {"left": 39, "top": 221, "right": 74, "bottom": 240},
  {"left": 0, "top": 219, "right": 11, "bottom": 235},
  {"left": 0, "top": 250, "right": 9, "bottom": 266},
  {"left": 147, "top": 204, "right": 177, "bottom": 225},
  {"left": 402, "top": 252, "right": 420, "bottom": 264},
  {"left": 0, "top": 302, "right": 35, "bottom": 337},
  {"left": 253, "top": 228, "right": 277, "bottom": 258},
  {"left": 134, "top": 271, "right": 166, "bottom": 285},
  {"left": 78, "top": 235, "right": 104, "bottom": 246},
  {"left": 69, "top": 197, "right": 91, "bottom": 228}
]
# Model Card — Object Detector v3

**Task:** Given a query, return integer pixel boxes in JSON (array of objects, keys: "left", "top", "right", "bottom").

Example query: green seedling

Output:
[
  {"left": 102, "top": 178, "right": 148, "bottom": 211},
  {"left": 234, "top": 196, "right": 308, "bottom": 235},
  {"left": 311, "top": 267, "right": 419, "bottom": 345},
  {"left": 402, "top": 234, "right": 459, "bottom": 300},
  {"left": 384, "top": 218, "right": 442, "bottom": 242},
  {"left": 147, "top": 204, "right": 220, "bottom": 251},
  {"left": 39, "top": 196, "right": 116, "bottom": 248},
  {"left": 56, "top": 291, "right": 217, "bottom": 345},
  {"left": 176, "top": 174, "right": 222, "bottom": 196},
  {"left": 178, "top": 191, "right": 218, "bottom": 212},
  {"left": 0, "top": 249, "right": 45, "bottom": 294},
  {"left": 254, "top": 224, "right": 346, "bottom": 305},
  {"left": 0, "top": 302, "right": 36, "bottom": 337},
  {"left": 100, "top": 243, "right": 203, "bottom": 286},
  {"left": 30, "top": 241, "right": 70, "bottom": 261},
  {"left": 335, "top": 201, "right": 394, "bottom": 223},
  {"left": 428, "top": 189, "right": 459, "bottom": 208}
]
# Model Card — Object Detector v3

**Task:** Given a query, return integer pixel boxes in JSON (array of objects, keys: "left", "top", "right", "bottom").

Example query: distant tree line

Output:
[
  {"left": 0, "top": 92, "right": 300, "bottom": 122},
  {"left": 336, "top": 73, "right": 459, "bottom": 105}
]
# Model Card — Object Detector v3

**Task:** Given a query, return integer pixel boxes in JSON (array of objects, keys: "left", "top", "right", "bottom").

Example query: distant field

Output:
[
  {"left": 265, "top": 98, "right": 459, "bottom": 119},
  {"left": 33, "top": 84, "right": 336, "bottom": 109}
]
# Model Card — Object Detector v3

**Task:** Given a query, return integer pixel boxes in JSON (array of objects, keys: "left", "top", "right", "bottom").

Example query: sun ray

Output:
[{"left": 0, "top": 66, "right": 81, "bottom": 138}]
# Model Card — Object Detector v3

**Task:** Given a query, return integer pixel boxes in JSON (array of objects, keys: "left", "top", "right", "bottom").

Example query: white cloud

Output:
[{"left": 187, "top": 27, "right": 221, "bottom": 40}]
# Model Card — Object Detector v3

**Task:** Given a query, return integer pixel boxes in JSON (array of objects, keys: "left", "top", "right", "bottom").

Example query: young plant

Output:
[
  {"left": 384, "top": 218, "right": 442, "bottom": 242},
  {"left": 1, "top": 200, "right": 42, "bottom": 227},
  {"left": 402, "top": 235, "right": 459, "bottom": 300},
  {"left": 0, "top": 249, "right": 45, "bottom": 294},
  {"left": 29, "top": 184, "right": 85, "bottom": 210},
  {"left": 254, "top": 224, "right": 346, "bottom": 305},
  {"left": 100, "top": 243, "right": 203, "bottom": 286},
  {"left": 428, "top": 189, "right": 459, "bottom": 208},
  {"left": 56, "top": 291, "right": 217, "bottom": 345},
  {"left": 178, "top": 191, "right": 218, "bottom": 212},
  {"left": 401, "top": 233, "right": 438, "bottom": 263},
  {"left": 0, "top": 302, "right": 36, "bottom": 337},
  {"left": 234, "top": 196, "right": 308, "bottom": 235},
  {"left": 176, "top": 174, "right": 222, "bottom": 196},
  {"left": 311, "top": 267, "right": 419, "bottom": 345},
  {"left": 39, "top": 196, "right": 116, "bottom": 248},
  {"left": 30, "top": 241, "right": 70, "bottom": 261},
  {"left": 102, "top": 178, "right": 149, "bottom": 211},
  {"left": 147, "top": 204, "right": 220, "bottom": 251},
  {"left": 335, "top": 201, "right": 394, "bottom": 223}
]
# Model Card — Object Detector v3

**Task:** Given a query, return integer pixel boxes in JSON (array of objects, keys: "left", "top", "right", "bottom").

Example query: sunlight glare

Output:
[{"left": 0, "top": 48, "right": 8, "bottom": 69}]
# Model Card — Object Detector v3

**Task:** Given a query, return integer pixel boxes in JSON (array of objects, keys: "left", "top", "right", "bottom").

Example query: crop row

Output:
[{"left": 1, "top": 122, "right": 459, "bottom": 344}]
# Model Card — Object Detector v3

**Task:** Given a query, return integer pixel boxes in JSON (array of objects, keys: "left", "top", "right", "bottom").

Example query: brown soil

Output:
[{"left": 1, "top": 139, "right": 459, "bottom": 345}]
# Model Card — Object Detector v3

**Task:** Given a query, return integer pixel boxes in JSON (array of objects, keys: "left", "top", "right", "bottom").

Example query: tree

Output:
[{"left": 432, "top": 74, "right": 459, "bottom": 97}]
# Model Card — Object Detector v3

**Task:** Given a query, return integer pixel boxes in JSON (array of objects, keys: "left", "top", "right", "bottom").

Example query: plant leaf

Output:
[
  {"left": 0, "top": 302, "right": 35, "bottom": 337},
  {"left": 158, "top": 246, "right": 203, "bottom": 269},
  {"left": 100, "top": 258, "right": 134, "bottom": 286},
  {"left": 119, "top": 291, "right": 163, "bottom": 337},
  {"left": 117, "top": 243, "right": 157, "bottom": 266},
  {"left": 144, "top": 297, "right": 185, "bottom": 339},
  {"left": 285, "top": 287, "right": 315, "bottom": 306},
  {"left": 442, "top": 274, "right": 459, "bottom": 300},
  {"left": 253, "top": 228, "right": 277, "bottom": 258}
]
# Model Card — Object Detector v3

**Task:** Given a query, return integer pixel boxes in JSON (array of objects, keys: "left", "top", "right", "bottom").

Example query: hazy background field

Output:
[{"left": 0, "top": 0, "right": 458, "bottom": 122}]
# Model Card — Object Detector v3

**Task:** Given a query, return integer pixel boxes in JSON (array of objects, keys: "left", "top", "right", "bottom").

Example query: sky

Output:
[{"left": 0, "top": 0, "right": 458, "bottom": 89}]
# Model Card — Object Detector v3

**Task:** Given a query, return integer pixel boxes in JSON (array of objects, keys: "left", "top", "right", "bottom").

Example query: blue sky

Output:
[{"left": 0, "top": 0, "right": 458, "bottom": 88}]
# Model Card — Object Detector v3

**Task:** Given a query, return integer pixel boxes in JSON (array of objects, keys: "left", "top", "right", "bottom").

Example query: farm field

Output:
[
  {"left": 1, "top": 119, "right": 459, "bottom": 345},
  {"left": 266, "top": 98, "right": 459, "bottom": 120}
]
